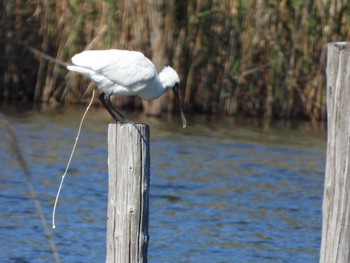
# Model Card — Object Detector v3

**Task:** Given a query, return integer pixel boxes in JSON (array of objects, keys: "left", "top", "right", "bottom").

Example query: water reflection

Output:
[{"left": 0, "top": 105, "right": 325, "bottom": 262}]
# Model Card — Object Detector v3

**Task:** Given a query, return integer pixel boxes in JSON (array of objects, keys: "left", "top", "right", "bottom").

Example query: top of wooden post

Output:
[{"left": 328, "top": 42, "right": 350, "bottom": 50}]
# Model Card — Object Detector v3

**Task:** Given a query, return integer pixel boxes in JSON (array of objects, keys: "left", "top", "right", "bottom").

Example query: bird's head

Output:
[{"left": 159, "top": 66, "right": 180, "bottom": 90}]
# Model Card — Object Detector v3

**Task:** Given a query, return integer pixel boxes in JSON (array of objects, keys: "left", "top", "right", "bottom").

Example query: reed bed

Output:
[{"left": 1, "top": 0, "right": 350, "bottom": 121}]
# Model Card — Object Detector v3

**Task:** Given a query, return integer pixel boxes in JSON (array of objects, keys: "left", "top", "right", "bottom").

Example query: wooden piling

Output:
[
  {"left": 106, "top": 123, "right": 150, "bottom": 263},
  {"left": 320, "top": 42, "right": 350, "bottom": 263}
]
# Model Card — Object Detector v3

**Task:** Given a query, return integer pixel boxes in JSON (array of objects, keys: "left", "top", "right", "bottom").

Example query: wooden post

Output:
[
  {"left": 106, "top": 123, "right": 150, "bottom": 263},
  {"left": 320, "top": 42, "right": 350, "bottom": 263}
]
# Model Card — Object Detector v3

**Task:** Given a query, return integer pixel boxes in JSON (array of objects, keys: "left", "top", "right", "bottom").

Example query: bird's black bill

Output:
[{"left": 173, "top": 86, "right": 187, "bottom": 128}]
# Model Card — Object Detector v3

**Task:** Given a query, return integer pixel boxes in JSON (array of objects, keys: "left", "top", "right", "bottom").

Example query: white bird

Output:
[{"left": 67, "top": 49, "right": 186, "bottom": 128}]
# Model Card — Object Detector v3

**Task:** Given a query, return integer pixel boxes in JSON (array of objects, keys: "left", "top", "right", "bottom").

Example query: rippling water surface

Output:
[{"left": 0, "top": 105, "right": 326, "bottom": 262}]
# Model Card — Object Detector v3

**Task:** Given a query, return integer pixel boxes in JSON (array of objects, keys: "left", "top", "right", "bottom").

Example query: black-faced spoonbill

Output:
[{"left": 67, "top": 49, "right": 186, "bottom": 128}]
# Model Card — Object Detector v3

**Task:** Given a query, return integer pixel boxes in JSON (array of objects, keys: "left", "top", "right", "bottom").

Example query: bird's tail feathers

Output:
[{"left": 67, "top": 66, "right": 94, "bottom": 77}]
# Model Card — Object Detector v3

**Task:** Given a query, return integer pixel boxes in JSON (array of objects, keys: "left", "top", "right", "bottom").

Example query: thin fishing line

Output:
[{"left": 52, "top": 89, "right": 95, "bottom": 229}]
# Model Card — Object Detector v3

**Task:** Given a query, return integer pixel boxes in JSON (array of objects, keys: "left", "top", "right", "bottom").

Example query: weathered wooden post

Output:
[
  {"left": 320, "top": 42, "right": 350, "bottom": 263},
  {"left": 106, "top": 123, "right": 150, "bottom": 263}
]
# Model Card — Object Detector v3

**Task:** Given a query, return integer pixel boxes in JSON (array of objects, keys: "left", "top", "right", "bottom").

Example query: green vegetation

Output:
[{"left": 1, "top": 0, "right": 348, "bottom": 121}]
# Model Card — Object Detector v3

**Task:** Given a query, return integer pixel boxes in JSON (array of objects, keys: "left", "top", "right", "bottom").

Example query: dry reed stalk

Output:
[{"left": 34, "top": 0, "right": 50, "bottom": 102}]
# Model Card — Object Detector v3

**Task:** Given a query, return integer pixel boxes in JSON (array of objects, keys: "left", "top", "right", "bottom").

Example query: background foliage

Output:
[{"left": 1, "top": 0, "right": 349, "bottom": 120}]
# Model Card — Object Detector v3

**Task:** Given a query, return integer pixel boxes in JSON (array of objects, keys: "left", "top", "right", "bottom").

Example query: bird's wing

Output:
[{"left": 71, "top": 50, "right": 157, "bottom": 88}]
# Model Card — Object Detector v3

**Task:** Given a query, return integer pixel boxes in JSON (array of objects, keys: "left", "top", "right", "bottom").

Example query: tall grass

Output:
[{"left": 1, "top": 0, "right": 350, "bottom": 121}]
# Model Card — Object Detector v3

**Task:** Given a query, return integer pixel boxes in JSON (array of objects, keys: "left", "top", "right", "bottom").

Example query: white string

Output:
[{"left": 52, "top": 90, "right": 95, "bottom": 229}]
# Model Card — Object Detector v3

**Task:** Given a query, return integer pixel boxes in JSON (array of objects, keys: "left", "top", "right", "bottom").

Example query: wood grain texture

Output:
[
  {"left": 320, "top": 42, "right": 350, "bottom": 263},
  {"left": 106, "top": 123, "right": 150, "bottom": 263}
]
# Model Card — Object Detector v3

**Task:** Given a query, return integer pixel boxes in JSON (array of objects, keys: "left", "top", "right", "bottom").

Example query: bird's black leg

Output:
[
  {"left": 104, "top": 93, "right": 129, "bottom": 123},
  {"left": 101, "top": 93, "right": 144, "bottom": 141},
  {"left": 99, "top": 92, "right": 119, "bottom": 122}
]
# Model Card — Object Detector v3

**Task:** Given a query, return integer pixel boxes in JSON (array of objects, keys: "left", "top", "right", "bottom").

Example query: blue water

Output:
[{"left": 0, "top": 106, "right": 326, "bottom": 262}]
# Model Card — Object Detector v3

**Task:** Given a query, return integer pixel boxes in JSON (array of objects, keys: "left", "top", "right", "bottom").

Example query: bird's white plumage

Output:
[
  {"left": 159, "top": 66, "right": 180, "bottom": 89},
  {"left": 67, "top": 49, "right": 166, "bottom": 99},
  {"left": 67, "top": 49, "right": 186, "bottom": 127}
]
